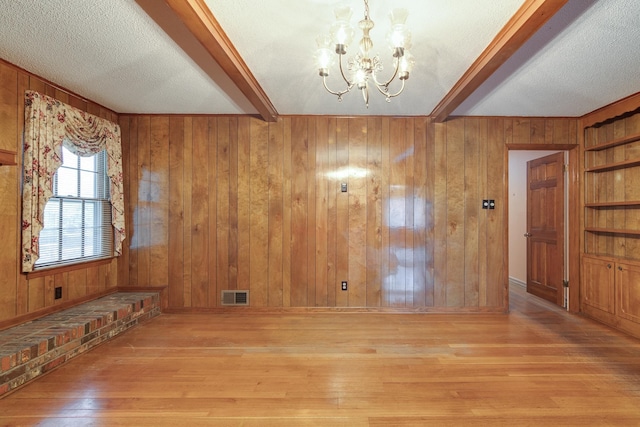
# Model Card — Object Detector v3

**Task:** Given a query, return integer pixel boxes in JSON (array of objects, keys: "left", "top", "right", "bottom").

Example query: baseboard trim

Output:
[{"left": 509, "top": 277, "right": 526, "bottom": 289}]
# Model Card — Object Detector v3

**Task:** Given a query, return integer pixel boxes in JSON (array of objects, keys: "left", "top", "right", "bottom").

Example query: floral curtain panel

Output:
[{"left": 22, "top": 90, "right": 126, "bottom": 272}]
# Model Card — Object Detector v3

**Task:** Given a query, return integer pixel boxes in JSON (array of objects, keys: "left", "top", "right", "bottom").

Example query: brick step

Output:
[{"left": 0, "top": 292, "right": 160, "bottom": 397}]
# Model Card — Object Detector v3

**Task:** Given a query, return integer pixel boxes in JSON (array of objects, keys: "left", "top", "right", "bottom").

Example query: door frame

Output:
[{"left": 505, "top": 144, "right": 580, "bottom": 313}]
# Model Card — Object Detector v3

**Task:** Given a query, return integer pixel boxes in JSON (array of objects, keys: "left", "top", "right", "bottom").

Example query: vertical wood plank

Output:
[
  {"left": 326, "top": 118, "right": 338, "bottom": 307},
  {"left": 128, "top": 117, "right": 139, "bottom": 286},
  {"left": 27, "top": 277, "right": 45, "bottom": 312},
  {"left": 67, "top": 270, "right": 86, "bottom": 301},
  {"left": 86, "top": 265, "right": 101, "bottom": 295},
  {"left": 513, "top": 118, "right": 530, "bottom": 144},
  {"left": 191, "top": 117, "right": 210, "bottom": 307},
  {"left": 136, "top": 116, "right": 151, "bottom": 287},
  {"left": 477, "top": 118, "right": 489, "bottom": 306},
  {"left": 487, "top": 118, "right": 506, "bottom": 307},
  {"left": 307, "top": 118, "right": 317, "bottom": 307},
  {"left": 249, "top": 118, "right": 269, "bottom": 307},
  {"left": 290, "top": 117, "right": 308, "bottom": 307},
  {"left": 464, "top": 118, "right": 480, "bottom": 307},
  {"left": 366, "top": 117, "right": 382, "bottom": 307},
  {"left": 348, "top": 117, "right": 367, "bottom": 307},
  {"left": 553, "top": 119, "right": 570, "bottom": 145},
  {"left": 424, "top": 118, "right": 436, "bottom": 307},
  {"left": 530, "top": 118, "right": 546, "bottom": 145},
  {"left": 150, "top": 116, "right": 170, "bottom": 287},
  {"left": 388, "top": 118, "right": 406, "bottom": 307},
  {"left": 446, "top": 119, "right": 465, "bottom": 306},
  {"left": 315, "top": 117, "right": 329, "bottom": 306},
  {"left": 413, "top": 117, "right": 428, "bottom": 307},
  {"left": 335, "top": 118, "right": 349, "bottom": 307},
  {"left": 380, "top": 118, "right": 391, "bottom": 307},
  {"left": 544, "top": 118, "right": 555, "bottom": 145},
  {"left": 435, "top": 121, "right": 450, "bottom": 306},
  {"left": 168, "top": 117, "right": 184, "bottom": 308},
  {"left": 404, "top": 119, "right": 415, "bottom": 307},
  {"left": 210, "top": 117, "right": 220, "bottom": 307},
  {"left": 0, "top": 63, "right": 18, "bottom": 320},
  {"left": 228, "top": 117, "right": 239, "bottom": 292},
  {"left": 182, "top": 117, "right": 193, "bottom": 307},
  {"left": 268, "top": 118, "right": 284, "bottom": 307},
  {"left": 504, "top": 118, "right": 514, "bottom": 145},
  {"left": 216, "top": 118, "right": 230, "bottom": 305},
  {"left": 237, "top": 117, "right": 251, "bottom": 293},
  {"left": 282, "top": 118, "right": 292, "bottom": 307}
]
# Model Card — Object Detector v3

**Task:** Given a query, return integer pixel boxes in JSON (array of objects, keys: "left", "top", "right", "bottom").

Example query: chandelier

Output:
[{"left": 315, "top": 0, "right": 415, "bottom": 108}]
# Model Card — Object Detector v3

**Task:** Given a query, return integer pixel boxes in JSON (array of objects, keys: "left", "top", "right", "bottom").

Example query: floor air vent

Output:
[{"left": 221, "top": 290, "right": 249, "bottom": 306}]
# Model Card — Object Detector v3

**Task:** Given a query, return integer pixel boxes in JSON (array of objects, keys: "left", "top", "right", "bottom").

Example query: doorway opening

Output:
[{"left": 507, "top": 146, "right": 578, "bottom": 312}]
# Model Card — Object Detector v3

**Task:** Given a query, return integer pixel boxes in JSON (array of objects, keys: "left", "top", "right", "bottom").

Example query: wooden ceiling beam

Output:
[
  {"left": 164, "top": 0, "right": 278, "bottom": 122},
  {"left": 430, "top": 0, "right": 568, "bottom": 123}
]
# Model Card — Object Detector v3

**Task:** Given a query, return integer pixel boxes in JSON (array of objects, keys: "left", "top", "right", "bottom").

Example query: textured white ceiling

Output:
[
  {"left": 453, "top": 0, "right": 640, "bottom": 116},
  {"left": 204, "top": 0, "right": 525, "bottom": 116},
  {"left": 0, "top": 0, "right": 254, "bottom": 114},
  {"left": 0, "top": 0, "right": 638, "bottom": 118}
]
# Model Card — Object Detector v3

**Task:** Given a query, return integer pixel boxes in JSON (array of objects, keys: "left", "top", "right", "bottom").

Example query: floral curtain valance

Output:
[{"left": 22, "top": 90, "right": 126, "bottom": 272}]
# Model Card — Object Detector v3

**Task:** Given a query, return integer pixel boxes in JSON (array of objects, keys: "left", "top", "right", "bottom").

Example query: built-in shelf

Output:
[
  {"left": 585, "top": 158, "right": 640, "bottom": 173},
  {"left": 585, "top": 201, "right": 640, "bottom": 208},
  {"left": 585, "top": 227, "right": 640, "bottom": 236},
  {"left": 584, "top": 132, "right": 640, "bottom": 151},
  {"left": 0, "top": 149, "right": 17, "bottom": 166},
  {"left": 582, "top": 111, "right": 640, "bottom": 339}
]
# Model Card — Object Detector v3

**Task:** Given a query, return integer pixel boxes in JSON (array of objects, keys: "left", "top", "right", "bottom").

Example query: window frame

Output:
[{"left": 32, "top": 146, "right": 114, "bottom": 272}]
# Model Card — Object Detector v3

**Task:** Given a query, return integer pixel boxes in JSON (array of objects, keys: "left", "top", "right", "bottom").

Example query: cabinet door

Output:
[
  {"left": 582, "top": 256, "right": 615, "bottom": 314},
  {"left": 616, "top": 261, "right": 640, "bottom": 322}
]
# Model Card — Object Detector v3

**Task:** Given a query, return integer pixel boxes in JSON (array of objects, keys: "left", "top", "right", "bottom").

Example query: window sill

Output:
[{"left": 26, "top": 257, "right": 114, "bottom": 279}]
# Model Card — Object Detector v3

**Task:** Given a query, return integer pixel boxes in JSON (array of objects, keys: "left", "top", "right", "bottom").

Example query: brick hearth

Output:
[{"left": 0, "top": 292, "right": 160, "bottom": 397}]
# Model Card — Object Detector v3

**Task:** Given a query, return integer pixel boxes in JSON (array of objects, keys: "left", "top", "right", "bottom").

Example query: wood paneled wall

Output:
[
  {"left": 0, "top": 57, "right": 581, "bottom": 323},
  {"left": 118, "top": 114, "right": 578, "bottom": 311},
  {"left": 0, "top": 60, "right": 119, "bottom": 324}
]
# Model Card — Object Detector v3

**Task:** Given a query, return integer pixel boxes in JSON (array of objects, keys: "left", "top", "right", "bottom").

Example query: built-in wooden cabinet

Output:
[
  {"left": 582, "top": 254, "right": 640, "bottom": 322},
  {"left": 616, "top": 260, "right": 640, "bottom": 323},
  {"left": 581, "top": 254, "right": 615, "bottom": 315},
  {"left": 581, "top": 109, "right": 640, "bottom": 337}
]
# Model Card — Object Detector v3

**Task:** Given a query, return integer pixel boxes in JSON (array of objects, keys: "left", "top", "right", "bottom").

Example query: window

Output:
[{"left": 35, "top": 145, "right": 112, "bottom": 268}]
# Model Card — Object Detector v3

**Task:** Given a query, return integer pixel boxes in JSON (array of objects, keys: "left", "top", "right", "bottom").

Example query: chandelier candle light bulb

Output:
[{"left": 315, "top": 0, "right": 415, "bottom": 107}]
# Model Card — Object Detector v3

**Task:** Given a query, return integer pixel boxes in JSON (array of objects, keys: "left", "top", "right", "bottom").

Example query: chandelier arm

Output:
[
  {"left": 373, "top": 77, "right": 406, "bottom": 99},
  {"left": 338, "top": 53, "right": 353, "bottom": 87},
  {"left": 322, "top": 75, "right": 353, "bottom": 98},
  {"left": 371, "top": 55, "right": 401, "bottom": 89}
]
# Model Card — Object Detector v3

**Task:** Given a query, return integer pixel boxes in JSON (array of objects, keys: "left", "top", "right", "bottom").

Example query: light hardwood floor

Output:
[{"left": 1, "top": 285, "right": 639, "bottom": 426}]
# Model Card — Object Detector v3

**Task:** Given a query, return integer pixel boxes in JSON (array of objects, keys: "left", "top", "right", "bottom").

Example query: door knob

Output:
[{"left": 524, "top": 232, "right": 532, "bottom": 237}]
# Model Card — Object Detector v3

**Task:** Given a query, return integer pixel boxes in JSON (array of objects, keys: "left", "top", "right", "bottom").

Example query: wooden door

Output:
[{"left": 526, "top": 152, "right": 565, "bottom": 306}]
